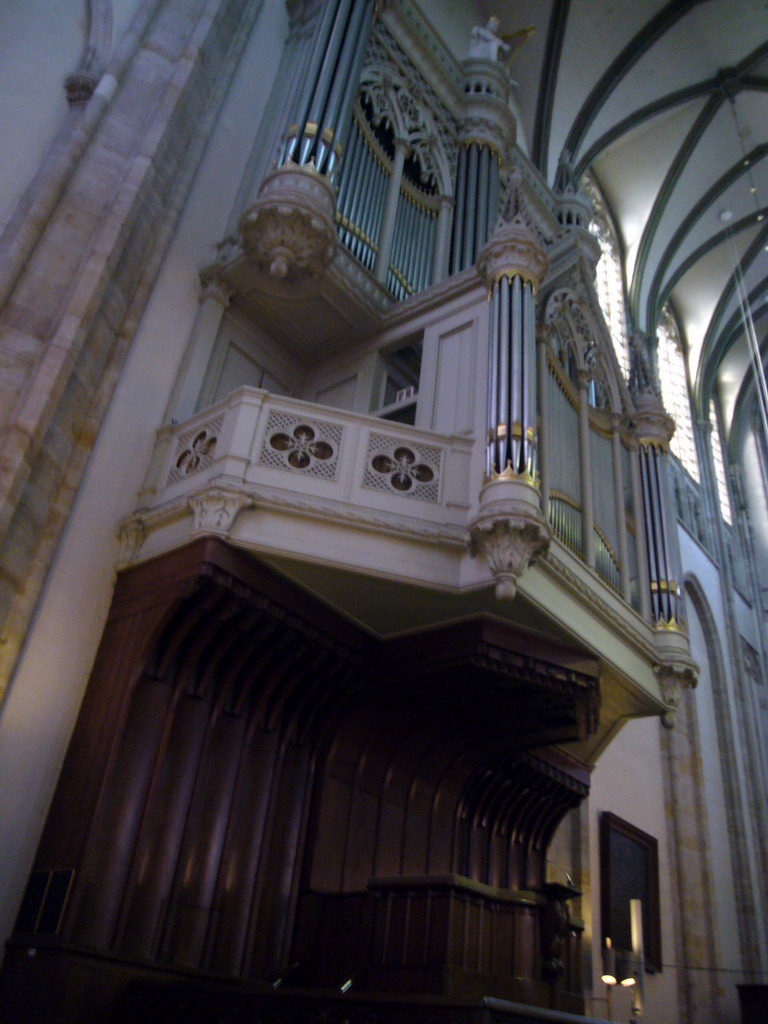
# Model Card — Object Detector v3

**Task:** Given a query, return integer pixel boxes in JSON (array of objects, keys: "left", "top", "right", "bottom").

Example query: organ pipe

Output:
[
  {"left": 487, "top": 274, "right": 538, "bottom": 477},
  {"left": 639, "top": 441, "right": 681, "bottom": 625},
  {"left": 612, "top": 419, "right": 632, "bottom": 603},
  {"left": 577, "top": 372, "right": 595, "bottom": 567},
  {"left": 450, "top": 147, "right": 468, "bottom": 275},
  {"left": 450, "top": 143, "right": 501, "bottom": 274},
  {"left": 375, "top": 140, "right": 408, "bottom": 284},
  {"left": 280, "top": 0, "right": 375, "bottom": 178},
  {"left": 463, "top": 144, "right": 480, "bottom": 269}
]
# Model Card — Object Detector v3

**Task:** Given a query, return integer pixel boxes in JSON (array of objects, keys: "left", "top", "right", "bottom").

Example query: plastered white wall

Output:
[
  {"left": 589, "top": 716, "right": 680, "bottom": 1024},
  {"left": 112, "top": 0, "right": 145, "bottom": 49},
  {"left": 0, "top": 1, "right": 83, "bottom": 233}
]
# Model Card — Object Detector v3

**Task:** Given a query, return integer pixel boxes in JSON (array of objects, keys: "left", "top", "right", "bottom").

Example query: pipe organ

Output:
[
  {"left": 450, "top": 143, "right": 501, "bottom": 274},
  {"left": 540, "top": 291, "right": 641, "bottom": 603},
  {"left": 638, "top": 433, "right": 682, "bottom": 626},
  {"left": 335, "top": 110, "right": 388, "bottom": 272},
  {"left": 278, "top": 0, "right": 376, "bottom": 177},
  {"left": 335, "top": 99, "right": 443, "bottom": 300},
  {"left": 450, "top": 55, "right": 515, "bottom": 273},
  {"left": 487, "top": 272, "right": 538, "bottom": 478}
]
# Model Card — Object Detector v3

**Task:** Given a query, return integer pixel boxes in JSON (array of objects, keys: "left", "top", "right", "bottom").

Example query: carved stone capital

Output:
[
  {"left": 188, "top": 488, "right": 251, "bottom": 535},
  {"left": 476, "top": 222, "right": 549, "bottom": 292},
  {"left": 467, "top": 477, "right": 551, "bottom": 600},
  {"left": 239, "top": 162, "right": 337, "bottom": 282},
  {"left": 116, "top": 518, "right": 145, "bottom": 566},
  {"left": 199, "top": 274, "right": 234, "bottom": 307},
  {"left": 64, "top": 71, "right": 98, "bottom": 105},
  {"left": 476, "top": 173, "right": 548, "bottom": 291},
  {"left": 631, "top": 390, "right": 675, "bottom": 450}
]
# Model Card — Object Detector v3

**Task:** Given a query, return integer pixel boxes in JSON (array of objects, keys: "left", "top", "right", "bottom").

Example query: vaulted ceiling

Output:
[{"left": 433, "top": 0, "right": 768, "bottom": 460}]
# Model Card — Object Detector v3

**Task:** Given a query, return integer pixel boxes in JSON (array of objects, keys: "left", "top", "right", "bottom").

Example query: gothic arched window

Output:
[
  {"left": 657, "top": 306, "right": 699, "bottom": 482},
  {"left": 584, "top": 177, "right": 630, "bottom": 380},
  {"left": 709, "top": 399, "right": 733, "bottom": 525}
]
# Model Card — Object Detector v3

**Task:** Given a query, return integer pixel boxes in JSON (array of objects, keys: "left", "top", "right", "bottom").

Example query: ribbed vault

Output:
[{"left": 470, "top": 0, "right": 768, "bottom": 453}]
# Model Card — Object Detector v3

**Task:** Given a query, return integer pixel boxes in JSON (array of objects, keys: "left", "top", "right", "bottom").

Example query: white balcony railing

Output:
[{"left": 125, "top": 387, "right": 475, "bottom": 567}]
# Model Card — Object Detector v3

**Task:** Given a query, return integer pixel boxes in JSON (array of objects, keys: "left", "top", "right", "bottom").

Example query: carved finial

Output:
[
  {"left": 629, "top": 329, "right": 661, "bottom": 399},
  {"left": 499, "top": 167, "right": 539, "bottom": 234},
  {"left": 554, "top": 151, "right": 579, "bottom": 195}
]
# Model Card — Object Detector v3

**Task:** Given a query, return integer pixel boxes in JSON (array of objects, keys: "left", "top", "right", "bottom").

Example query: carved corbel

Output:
[
  {"left": 116, "top": 517, "right": 146, "bottom": 566},
  {"left": 64, "top": 71, "right": 99, "bottom": 105},
  {"left": 239, "top": 162, "right": 337, "bottom": 282},
  {"left": 468, "top": 477, "right": 551, "bottom": 600},
  {"left": 653, "top": 627, "right": 699, "bottom": 727},
  {"left": 188, "top": 488, "right": 251, "bottom": 535}
]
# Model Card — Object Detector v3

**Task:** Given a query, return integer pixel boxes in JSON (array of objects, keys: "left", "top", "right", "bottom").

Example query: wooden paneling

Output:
[{"left": 6, "top": 540, "right": 597, "bottom": 1019}]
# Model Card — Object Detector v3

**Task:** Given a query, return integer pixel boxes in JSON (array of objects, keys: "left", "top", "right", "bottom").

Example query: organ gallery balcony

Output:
[{"left": 122, "top": 384, "right": 674, "bottom": 761}]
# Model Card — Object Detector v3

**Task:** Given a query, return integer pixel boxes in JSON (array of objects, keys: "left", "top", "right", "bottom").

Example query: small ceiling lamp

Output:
[{"left": 601, "top": 937, "right": 617, "bottom": 986}]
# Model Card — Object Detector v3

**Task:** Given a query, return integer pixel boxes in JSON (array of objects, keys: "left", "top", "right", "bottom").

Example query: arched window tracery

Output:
[
  {"left": 541, "top": 287, "right": 629, "bottom": 594},
  {"left": 656, "top": 305, "right": 699, "bottom": 482},
  {"left": 588, "top": 366, "right": 611, "bottom": 410},
  {"left": 709, "top": 399, "right": 733, "bottom": 525},
  {"left": 583, "top": 176, "right": 630, "bottom": 381},
  {"left": 333, "top": 25, "right": 456, "bottom": 301}
]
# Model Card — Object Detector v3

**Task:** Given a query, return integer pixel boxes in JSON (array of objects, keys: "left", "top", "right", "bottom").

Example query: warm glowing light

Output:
[{"left": 602, "top": 937, "right": 617, "bottom": 985}]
